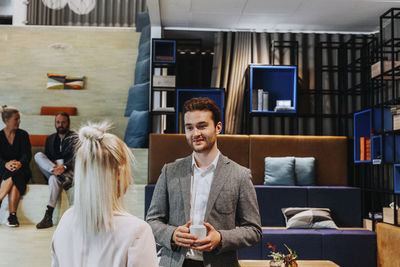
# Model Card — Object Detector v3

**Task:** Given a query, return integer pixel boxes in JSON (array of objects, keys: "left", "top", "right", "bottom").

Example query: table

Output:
[{"left": 239, "top": 260, "right": 340, "bottom": 267}]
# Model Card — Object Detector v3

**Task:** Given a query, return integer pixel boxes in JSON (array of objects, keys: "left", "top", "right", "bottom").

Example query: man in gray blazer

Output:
[{"left": 146, "top": 98, "right": 262, "bottom": 267}]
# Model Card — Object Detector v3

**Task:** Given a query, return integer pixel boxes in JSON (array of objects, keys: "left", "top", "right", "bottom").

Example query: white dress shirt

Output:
[{"left": 187, "top": 151, "right": 220, "bottom": 261}]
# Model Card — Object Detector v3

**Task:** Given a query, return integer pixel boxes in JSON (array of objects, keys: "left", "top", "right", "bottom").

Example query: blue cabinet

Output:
[
  {"left": 152, "top": 39, "right": 176, "bottom": 63},
  {"left": 249, "top": 65, "right": 297, "bottom": 113},
  {"left": 175, "top": 89, "right": 224, "bottom": 133},
  {"left": 353, "top": 108, "right": 392, "bottom": 163}
]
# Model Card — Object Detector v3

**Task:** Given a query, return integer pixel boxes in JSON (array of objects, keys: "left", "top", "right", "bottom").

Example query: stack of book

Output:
[
  {"left": 360, "top": 137, "right": 371, "bottom": 161},
  {"left": 153, "top": 67, "right": 176, "bottom": 87},
  {"left": 252, "top": 89, "right": 269, "bottom": 111},
  {"left": 391, "top": 105, "right": 400, "bottom": 130}
]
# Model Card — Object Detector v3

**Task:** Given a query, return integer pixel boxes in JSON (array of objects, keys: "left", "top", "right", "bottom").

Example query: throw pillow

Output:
[
  {"left": 295, "top": 157, "right": 316, "bottom": 186},
  {"left": 264, "top": 157, "right": 295, "bottom": 186},
  {"left": 282, "top": 207, "right": 338, "bottom": 229},
  {"left": 124, "top": 110, "right": 149, "bottom": 148},
  {"left": 124, "top": 82, "right": 150, "bottom": 116}
]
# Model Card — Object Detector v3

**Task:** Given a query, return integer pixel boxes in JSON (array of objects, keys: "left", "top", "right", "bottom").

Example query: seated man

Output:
[{"left": 35, "top": 112, "right": 77, "bottom": 229}]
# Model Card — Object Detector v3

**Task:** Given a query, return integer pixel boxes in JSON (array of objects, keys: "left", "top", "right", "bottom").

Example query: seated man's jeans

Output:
[{"left": 34, "top": 152, "right": 73, "bottom": 208}]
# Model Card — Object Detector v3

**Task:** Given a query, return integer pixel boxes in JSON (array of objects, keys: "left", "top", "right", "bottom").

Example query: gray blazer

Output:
[{"left": 146, "top": 154, "right": 262, "bottom": 267}]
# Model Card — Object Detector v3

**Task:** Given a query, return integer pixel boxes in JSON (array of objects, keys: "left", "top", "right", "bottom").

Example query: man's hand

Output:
[
  {"left": 53, "top": 165, "right": 65, "bottom": 176},
  {"left": 172, "top": 221, "right": 197, "bottom": 248},
  {"left": 191, "top": 222, "right": 221, "bottom": 252}
]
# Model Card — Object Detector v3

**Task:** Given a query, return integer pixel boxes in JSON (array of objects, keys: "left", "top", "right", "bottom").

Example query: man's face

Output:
[
  {"left": 184, "top": 110, "right": 221, "bottom": 153},
  {"left": 55, "top": 115, "right": 69, "bottom": 135}
]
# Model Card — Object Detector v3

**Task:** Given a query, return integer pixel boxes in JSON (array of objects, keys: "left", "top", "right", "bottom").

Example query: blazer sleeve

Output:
[
  {"left": 127, "top": 223, "right": 159, "bottom": 267},
  {"left": 216, "top": 169, "right": 262, "bottom": 253},
  {"left": 146, "top": 164, "right": 179, "bottom": 251}
]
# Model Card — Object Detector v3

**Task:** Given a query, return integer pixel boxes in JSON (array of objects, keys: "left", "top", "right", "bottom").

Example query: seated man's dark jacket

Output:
[{"left": 45, "top": 131, "right": 76, "bottom": 172}]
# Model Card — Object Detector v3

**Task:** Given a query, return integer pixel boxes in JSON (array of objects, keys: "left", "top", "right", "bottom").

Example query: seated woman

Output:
[
  {"left": 51, "top": 122, "right": 158, "bottom": 267},
  {"left": 0, "top": 105, "right": 32, "bottom": 227}
]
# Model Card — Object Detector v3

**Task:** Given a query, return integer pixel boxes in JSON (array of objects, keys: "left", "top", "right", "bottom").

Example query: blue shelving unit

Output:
[
  {"left": 394, "top": 164, "right": 400, "bottom": 194},
  {"left": 354, "top": 108, "right": 392, "bottom": 163},
  {"left": 249, "top": 65, "right": 297, "bottom": 113},
  {"left": 383, "top": 134, "right": 400, "bottom": 162},
  {"left": 152, "top": 39, "right": 176, "bottom": 64},
  {"left": 371, "top": 135, "right": 382, "bottom": 163},
  {"left": 175, "top": 89, "right": 224, "bottom": 133}
]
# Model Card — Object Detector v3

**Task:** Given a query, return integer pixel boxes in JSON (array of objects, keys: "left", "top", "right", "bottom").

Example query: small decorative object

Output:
[
  {"left": 47, "top": 73, "right": 86, "bottom": 90},
  {"left": 267, "top": 242, "right": 298, "bottom": 267}
]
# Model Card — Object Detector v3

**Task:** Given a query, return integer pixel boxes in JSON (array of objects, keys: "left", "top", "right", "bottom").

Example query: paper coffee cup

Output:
[
  {"left": 189, "top": 225, "right": 207, "bottom": 240},
  {"left": 56, "top": 159, "right": 64, "bottom": 166}
]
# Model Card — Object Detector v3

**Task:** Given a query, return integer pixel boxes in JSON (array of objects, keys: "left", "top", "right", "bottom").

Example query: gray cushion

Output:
[
  {"left": 264, "top": 157, "right": 295, "bottom": 186},
  {"left": 282, "top": 207, "right": 338, "bottom": 229},
  {"left": 134, "top": 58, "right": 150, "bottom": 85},
  {"left": 137, "top": 39, "right": 150, "bottom": 62},
  {"left": 124, "top": 82, "right": 149, "bottom": 116},
  {"left": 139, "top": 24, "right": 150, "bottom": 46},
  {"left": 295, "top": 157, "right": 316, "bottom": 186},
  {"left": 124, "top": 110, "right": 149, "bottom": 148},
  {"left": 136, "top": 12, "right": 150, "bottom": 32}
]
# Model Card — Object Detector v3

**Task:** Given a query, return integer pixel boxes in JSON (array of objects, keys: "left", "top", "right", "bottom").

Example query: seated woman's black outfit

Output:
[{"left": 0, "top": 129, "right": 32, "bottom": 195}]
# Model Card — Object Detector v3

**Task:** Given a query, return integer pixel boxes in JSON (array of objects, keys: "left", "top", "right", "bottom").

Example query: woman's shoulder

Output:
[
  {"left": 114, "top": 212, "right": 151, "bottom": 231},
  {"left": 16, "top": 129, "right": 29, "bottom": 137}
]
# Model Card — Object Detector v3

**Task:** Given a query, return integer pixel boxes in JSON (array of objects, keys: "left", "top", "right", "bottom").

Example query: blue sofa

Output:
[{"left": 238, "top": 185, "right": 376, "bottom": 267}]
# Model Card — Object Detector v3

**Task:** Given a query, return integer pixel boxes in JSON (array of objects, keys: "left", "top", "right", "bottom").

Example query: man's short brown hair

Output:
[{"left": 183, "top": 97, "right": 221, "bottom": 127}]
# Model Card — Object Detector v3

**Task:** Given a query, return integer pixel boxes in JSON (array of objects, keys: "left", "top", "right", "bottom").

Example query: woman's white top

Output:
[{"left": 51, "top": 207, "right": 158, "bottom": 267}]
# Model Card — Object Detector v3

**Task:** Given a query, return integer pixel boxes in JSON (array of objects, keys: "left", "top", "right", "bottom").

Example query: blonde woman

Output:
[
  {"left": 0, "top": 105, "right": 32, "bottom": 227},
  {"left": 51, "top": 122, "right": 158, "bottom": 267}
]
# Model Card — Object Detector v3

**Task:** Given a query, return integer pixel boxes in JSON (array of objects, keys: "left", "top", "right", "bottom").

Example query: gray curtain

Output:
[{"left": 211, "top": 32, "right": 363, "bottom": 135}]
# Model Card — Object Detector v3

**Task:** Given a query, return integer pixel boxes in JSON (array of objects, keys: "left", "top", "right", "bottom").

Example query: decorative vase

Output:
[
  {"left": 269, "top": 260, "right": 283, "bottom": 267},
  {"left": 285, "top": 260, "right": 298, "bottom": 267}
]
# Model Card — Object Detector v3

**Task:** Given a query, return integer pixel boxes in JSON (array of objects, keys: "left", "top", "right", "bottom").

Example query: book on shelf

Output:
[
  {"left": 383, "top": 207, "right": 400, "bottom": 224},
  {"left": 366, "top": 137, "right": 371, "bottom": 161},
  {"left": 252, "top": 89, "right": 270, "bottom": 111},
  {"left": 360, "top": 137, "right": 366, "bottom": 161},
  {"left": 154, "top": 67, "right": 161, "bottom": 76},
  {"left": 257, "top": 89, "right": 263, "bottom": 111},
  {"left": 152, "top": 107, "right": 175, "bottom": 112},
  {"left": 153, "top": 91, "right": 161, "bottom": 109},
  {"left": 262, "top": 91, "right": 269, "bottom": 111},
  {"left": 394, "top": 114, "right": 400, "bottom": 130}
]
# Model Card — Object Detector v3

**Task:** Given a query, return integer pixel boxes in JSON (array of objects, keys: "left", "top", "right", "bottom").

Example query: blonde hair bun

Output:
[
  {"left": 79, "top": 122, "right": 111, "bottom": 142},
  {"left": 0, "top": 105, "right": 7, "bottom": 113}
]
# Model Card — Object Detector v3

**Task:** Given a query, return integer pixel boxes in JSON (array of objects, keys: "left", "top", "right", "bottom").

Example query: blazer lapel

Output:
[
  {"left": 204, "top": 155, "right": 230, "bottom": 222},
  {"left": 178, "top": 156, "right": 192, "bottom": 222}
]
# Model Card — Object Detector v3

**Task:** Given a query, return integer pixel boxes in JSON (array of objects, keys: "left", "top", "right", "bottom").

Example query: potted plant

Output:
[{"left": 267, "top": 243, "right": 298, "bottom": 267}]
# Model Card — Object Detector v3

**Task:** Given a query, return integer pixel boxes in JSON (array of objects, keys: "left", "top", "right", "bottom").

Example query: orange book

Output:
[
  {"left": 360, "top": 137, "right": 366, "bottom": 161},
  {"left": 365, "top": 137, "right": 371, "bottom": 161}
]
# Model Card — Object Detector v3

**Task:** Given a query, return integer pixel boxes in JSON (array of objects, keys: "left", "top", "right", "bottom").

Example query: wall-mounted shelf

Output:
[
  {"left": 354, "top": 108, "right": 392, "bottom": 163},
  {"left": 248, "top": 65, "right": 297, "bottom": 114},
  {"left": 152, "top": 39, "right": 176, "bottom": 64},
  {"left": 394, "top": 164, "right": 400, "bottom": 194}
]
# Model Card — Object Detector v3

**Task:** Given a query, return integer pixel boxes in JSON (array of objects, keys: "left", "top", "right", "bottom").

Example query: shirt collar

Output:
[{"left": 192, "top": 150, "right": 220, "bottom": 172}]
